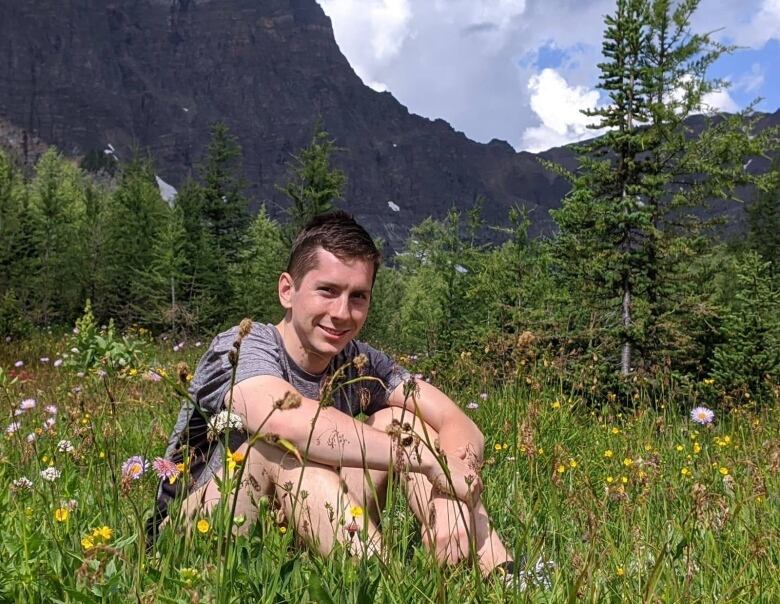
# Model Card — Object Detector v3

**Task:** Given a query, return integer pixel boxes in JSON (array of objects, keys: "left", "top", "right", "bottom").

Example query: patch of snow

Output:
[
  {"left": 182, "top": 107, "right": 189, "bottom": 112},
  {"left": 387, "top": 201, "right": 400, "bottom": 212},
  {"left": 392, "top": 143, "right": 397, "bottom": 148},
  {"left": 156, "top": 175, "right": 178, "bottom": 206}
]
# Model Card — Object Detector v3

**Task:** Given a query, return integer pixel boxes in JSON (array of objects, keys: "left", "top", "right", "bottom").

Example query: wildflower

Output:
[
  {"left": 551, "top": 400, "right": 561, "bottom": 409},
  {"left": 719, "top": 467, "right": 729, "bottom": 476},
  {"left": 206, "top": 410, "right": 244, "bottom": 441},
  {"left": 81, "top": 536, "right": 95, "bottom": 550},
  {"left": 479, "top": 392, "right": 488, "bottom": 401},
  {"left": 196, "top": 519, "right": 210, "bottom": 533},
  {"left": 622, "top": 458, "right": 633, "bottom": 467},
  {"left": 603, "top": 449, "right": 614, "bottom": 458},
  {"left": 40, "top": 466, "right": 61, "bottom": 482},
  {"left": 6, "top": 421, "right": 21, "bottom": 435},
  {"left": 693, "top": 442, "right": 702, "bottom": 454},
  {"left": 227, "top": 449, "right": 245, "bottom": 472},
  {"left": 606, "top": 476, "right": 614, "bottom": 484},
  {"left": 143, "top": 370, "right": 162, "bottom": 382},
  {"left": 611, "top": 427, "right": 620, "bottom": 435},
  {"left": 19, "top": 398, "right": 36, "bottom": 411},
  {"left": 57, "top": 440, "right": 75, "bottom": 453},
  {"left": 64, "top": 499, "right": 78, "bottom": 511},
  {"left": 703, "top": 378, "right": 715, "bottom": 385},
  {"left": 568, "top": 459, "right": 577, "bottom": 468},
  {"left": 350, "top": 505, "right": 364, "bottom": 518},
  {"left": 556, "top": 464, "right": 566, "bottom": 474},
  {"left": 44, "top": 405, "right": 58, "bottom": 415},
  {"left": 173, "top": 345, "right": 180, "bottom": 352},
  {"left": 152, "top": 457, "right": 181, "bottom": 483},
  {"left": 620, "top": 476, "right": 628, "bottom": 484},
  {"left": 44, "top": 417, "right": 56, "bottom": 429},
  {"left": 53, "top": 359, "right": 63, "bottom": 368},
  {"left": 676, "top": 445, "right": 684, "bottom": 452},
  {"left": 616, "top": 567, "right": 625, "bottom": 577},
  {"left": 195, "top": 341, "right": 202, "bottom": 347},
  {"left": 494, "top": 443, "right": 503, "bottom": 452},
  {"left": 681, "top": 468, "right": 691, "bottom": 477},
  {"left": 279, "top": 526, "right": 287, "bottom": 534},
  {"left": 180, "top": 567, "right": 199, "bottom": 583},
  {"left": 54, "top": 507, "right": 70, "bottom": 522},
  {"left": 40, "top": 357, "right": 50, "bottom": 363},
  {"left": 690, "top": 406, "right": 715, "bottom": 425},
  {"left": 95, "top": 526, "right": 112, "bottom": 540},
  {"left": 466, "top": 401, "right": 480, "bottom": 410},
  {"left": 26, "top": 433, "right": 36, "bottom": 443},
  {"left": 14, "top": 360, "right": 23, "bottom": 368},
  {"left": 121, "top": 456, "right": 149, "bottom": 480},
  {"left": 12, "top": 477, "right": 33, "bottom": 491}
]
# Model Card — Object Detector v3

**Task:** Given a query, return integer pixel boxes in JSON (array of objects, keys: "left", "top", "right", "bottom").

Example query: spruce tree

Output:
[
  {"left": 747, "top": 158, "right": 780, "bottom": 275},
  {"left": 280, "top": 121, "right": 346, "bottom": 241}
]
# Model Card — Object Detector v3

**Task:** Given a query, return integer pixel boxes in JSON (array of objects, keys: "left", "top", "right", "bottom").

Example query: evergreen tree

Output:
[
  {"left": 551, "top": 0, "right": 774, "bottom": 393},
  {"left": 199, "top": 122, "right": 249, "bottom": 263},
  {"left": 747, "top": 158, "right": 780, "bottom": 275},
  {"left": 280, "top": 122, "right": 346, "bottom": 241},
  {"left": 228, "top": 206, "right": 287, "bottom": 324}
]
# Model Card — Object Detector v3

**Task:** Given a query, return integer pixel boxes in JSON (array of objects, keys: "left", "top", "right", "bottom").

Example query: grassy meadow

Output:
[{"left": 1, "top": 329, "right": 779, "bottom": 603}]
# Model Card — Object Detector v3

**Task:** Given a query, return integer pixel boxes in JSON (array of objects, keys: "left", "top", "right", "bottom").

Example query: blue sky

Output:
[{"left": 317, "top": 0, "right": 780, "bottom": 151}]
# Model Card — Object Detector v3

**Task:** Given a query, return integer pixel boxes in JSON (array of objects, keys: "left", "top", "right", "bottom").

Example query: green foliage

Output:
[
  {"left": 280, "top": 121, "right": 346, "bottom": 241},
  {"left": 228, "top": 206, "right": 287, "bottom": 324},
  {"left": 710, "top": 251, "right": 780, "bottom": 398},
  {"left": 748, "top": 159, "right": 780, "bottom": 274},
  {"left": 65, "top": 300, "right": 148, "bottom": 373}
]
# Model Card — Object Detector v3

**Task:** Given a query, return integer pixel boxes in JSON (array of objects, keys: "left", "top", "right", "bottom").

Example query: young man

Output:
[{"left": 154, "top": 211, "right": 514, "bottom": 577}]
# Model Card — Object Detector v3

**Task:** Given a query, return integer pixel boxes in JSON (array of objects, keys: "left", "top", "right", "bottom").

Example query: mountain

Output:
[{"left": 0, "top": 0, "right": 775, "bottom": 248}]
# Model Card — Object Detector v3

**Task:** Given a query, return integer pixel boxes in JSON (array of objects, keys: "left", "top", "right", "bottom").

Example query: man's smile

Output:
[{"left": 318, "top": 324, "right": 350, "bottom": 337}]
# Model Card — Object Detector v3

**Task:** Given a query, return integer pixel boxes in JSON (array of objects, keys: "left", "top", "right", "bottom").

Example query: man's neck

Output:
[{"left": 275, "top": 318, "right": 332, "bottom": 375}]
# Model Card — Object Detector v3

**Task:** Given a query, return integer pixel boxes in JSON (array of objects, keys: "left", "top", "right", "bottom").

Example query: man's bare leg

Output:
[{"left": 340, "top": 407, "right": 512, "bottom": 574}]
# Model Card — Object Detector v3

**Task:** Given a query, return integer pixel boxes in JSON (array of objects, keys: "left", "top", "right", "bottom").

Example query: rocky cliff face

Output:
[{"left": 0, "top": 0, "right": 774, "bottom": 247}]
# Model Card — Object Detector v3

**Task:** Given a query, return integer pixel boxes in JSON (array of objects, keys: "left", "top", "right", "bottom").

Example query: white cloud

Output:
[
  {"left": 520, "top": 68, "right": 603, "bottom": 152},
  {"left": 736, "top": 63, "right": 765, "bottom": 93},
  {"left": 731, "top": 0, "right": 780, "bottom": 47},
  {"left": 702, "top": 88, "right": 740, "bottom": 113}
]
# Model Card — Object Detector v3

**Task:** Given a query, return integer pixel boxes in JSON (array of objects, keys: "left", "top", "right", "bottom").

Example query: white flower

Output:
[
  {"left": 40, "top": 466, "right": 61, "bottom": 482},
  {"left": 195, "top": 341, "right": 202, "bottom": 347},
  {"left": 466, "top": 401, "right": 480, "bottom": 410},
  {"left": 44, "top": 417, "right": 56, "bottom": 429},
  {"left": 44, "top": 405, "right": 58, "bottom": 415},
  {"left": 40, "top": 357, "right": 50, "bottom": 363},
  {"left": 14, "top": 360, "right": 23, "bottom": 368},
  {"left": 6, "top": 421, "right": 21, "bottom": 434},
  {"left": 19, "top": 398, "right": 36, "bottom": 411},
  {"left": 26, "top": 433, "right": 36, "bottom": 443},
  {"left": 690, "top": 406, "right": 715, "bottom": 425},
  {"left": 71, "top": 347, "right": 79, "bottom": 353},
  {"left": 53, "top": 359, "right": 63, "bottom": 368},
  {"left": 57, "top": 440, "right": 74, "bottom": 453},
  {"left": 12, "top": 477, "right": 33, "bottom": 491},
  {"left": 207, "top": 410, "right": 245, "bottom": 441}
]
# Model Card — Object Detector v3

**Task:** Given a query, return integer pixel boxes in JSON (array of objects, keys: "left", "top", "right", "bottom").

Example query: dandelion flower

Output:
[
  {"left": 54, "top": 508, "right": 69, "bottom": 522},
  {"left": 81, "top": 536, "right": 95, "bottom": 550},
  {"left": 40, "top": 466, "right": 61, "bottom": 482},
  {"left": 350, "top": 505, "right": 364, "bottom": 518},
  {"left": 196, "top": 519, "right": 210, "bottom": 533},
  {"left": 121, "top": 456, "right": 149, "bottom": 480},
  {"left": 152, "top": 457, "right": 181, "bottom": 483},
  {"left": 96, "top": 526, "right": 112, "bottom": 540},
  {"left": 690, "top": 406, "right": 714, "bottom": 425}
]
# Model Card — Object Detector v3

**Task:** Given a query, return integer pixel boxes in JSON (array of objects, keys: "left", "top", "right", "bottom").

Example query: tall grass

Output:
[{"left": 1, "top": 332, "right": 778, "bottom": 602}]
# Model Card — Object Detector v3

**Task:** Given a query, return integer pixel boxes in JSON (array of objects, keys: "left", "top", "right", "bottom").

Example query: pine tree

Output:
[
  {"left": 280, "top": 121, "right": 346, "bottom": 241},
  {"left": 551, "top": 0, "right": 776, "bottom": 393},
  {"left": 747, "top": 158, "right": 780, "bottom": 275}
]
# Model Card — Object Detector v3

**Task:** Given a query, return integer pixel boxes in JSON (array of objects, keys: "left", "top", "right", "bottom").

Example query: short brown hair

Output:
[{"left": 287, "top": 211, "right": 382, "bottom": 286}]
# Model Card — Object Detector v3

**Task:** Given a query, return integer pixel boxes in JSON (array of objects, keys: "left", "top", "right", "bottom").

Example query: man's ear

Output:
[{"left": 278, "top": 272, "right": 294, "bottom": 310}]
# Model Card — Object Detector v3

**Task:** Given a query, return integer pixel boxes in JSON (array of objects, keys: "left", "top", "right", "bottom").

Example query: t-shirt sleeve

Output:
[
  {"left": 188, "top": 324, "right": 285, "bottom": 415},
  {"left": 355, "top": 341, "right": 410, "bottom": 416}
]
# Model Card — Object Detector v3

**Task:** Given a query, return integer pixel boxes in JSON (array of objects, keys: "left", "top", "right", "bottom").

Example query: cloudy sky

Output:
[{"left": 316, "top": 0, "right": 780, "bottom": 152}]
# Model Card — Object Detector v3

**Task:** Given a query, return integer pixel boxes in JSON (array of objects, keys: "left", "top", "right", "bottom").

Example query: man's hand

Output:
[{"left": 422, "top": 449, "right": 483, "bottom": 507}]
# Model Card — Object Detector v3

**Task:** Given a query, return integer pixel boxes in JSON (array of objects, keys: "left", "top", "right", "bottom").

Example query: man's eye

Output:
[{"left": 319, "top": 287, "right": 335, "bottom": 294}]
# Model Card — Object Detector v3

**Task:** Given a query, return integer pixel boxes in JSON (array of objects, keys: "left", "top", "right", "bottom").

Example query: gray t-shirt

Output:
[{"left": 161, "top": 322, "right": 409, "bottom": 496}]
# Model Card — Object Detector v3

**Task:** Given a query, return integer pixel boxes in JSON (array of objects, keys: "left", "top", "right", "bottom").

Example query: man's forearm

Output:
[{"left": 436, "top": 418, "right": 485, "bottom": 464}]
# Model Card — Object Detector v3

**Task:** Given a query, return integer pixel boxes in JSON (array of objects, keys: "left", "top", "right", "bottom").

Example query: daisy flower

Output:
[
  {"left": 44, "top": 405, "right": 58, "bottom": 415},
  {"left": 121, "top": 456, "right": 149, "bottom": 480},
  {"left": 19, "top": 398, "right": 36, "bottom": 411},
  {"left": 690, "top": 406, "right": 715, "bottom": 425},
  {"left": 6, "top": 421, "right": 21, "bottom": 435}
]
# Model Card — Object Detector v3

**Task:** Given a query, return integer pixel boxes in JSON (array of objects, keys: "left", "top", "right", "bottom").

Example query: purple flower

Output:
[
  {"left": 152, "top": 457, "right": 181, "bottom": 483},
  {"left": 19, "top": 398, "right": 36, "bottom": 411},
  {"left": 690, "top": 406, "right": 715, "bottom": 425},
  {"left": 121, "top": 456, "right": 149, "bottom": 480},
  {"left": 144, "top": 371, "right": 162, "bottom": 382}
]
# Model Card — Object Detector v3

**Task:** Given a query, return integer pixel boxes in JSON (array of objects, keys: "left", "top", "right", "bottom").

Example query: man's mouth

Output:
[{"left": 319, "top": 325, "right": 349, "bottom": 338}]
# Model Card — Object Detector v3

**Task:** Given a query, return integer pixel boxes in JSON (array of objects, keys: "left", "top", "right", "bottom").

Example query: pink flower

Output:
[
  {"left": 6, "top": 421, "right": 21, "bottom": 434},
  {"left": 44, "top": 405, "right": 58, "bottom": 415},
  {"left": 19, "top": 398, "right": 36, "bottom": 411},
  {"left": 152, "top": 457, "right": 181, "bottom": 483},
  {"left": 14, "top": 360, "right": 23, "bottom": 368},
  {"left": 44, "top": 417, "right": 56, "bottom": 429},
  {"left": 143, "top": 371, "right": 162, "bottom": 382},
  {"left": 690, "top": 406, "right": 715, "bottom": 425}
]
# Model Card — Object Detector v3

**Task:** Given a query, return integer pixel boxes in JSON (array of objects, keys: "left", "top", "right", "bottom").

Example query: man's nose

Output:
[{"left": 331, "top": 295, "right": 350, "bottom": 321}]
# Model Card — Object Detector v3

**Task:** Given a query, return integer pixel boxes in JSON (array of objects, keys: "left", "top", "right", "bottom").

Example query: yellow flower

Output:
[
  {"left": 611, "top": 427, "right": 620, "bottom": 435},
  {"left": 99, "top": 451, "right": 105, "bottom": 459},
  {"left": 551, "top": 400, "right": 561, "bottom": 409},
  {"left": 494, "top": 443, "right": 502, "bottom": 452},
  {"left": 97, "top": 526, "right": 112, "bottom": 540},
  {"left": 616, "top": 567, "right": 625, "bottom": 577},
  {"left": 54, "top": 508, "right": 69, "bottom": 522},
  {"left": 129, "top": 368, "right": 138, "bottom": 377},
  {"left": 681, "top": 468, "right": 691, "bottom": 477},
  {"left": 196, "top": 519, "right": 210, "bottom": 534},
  {"left": 279, "top": 526, "right": 287, "bottom": 534},
  {"left": 620, "top": 476, "right": 628, "bottom": 484},
  {"left": 693, "top": 442, "right": 702, "bottom": 454},
  {"left": 603, "top": 449, "right": 614, "bottom": 458},
  {"left": 227, "top": 449, "right": 245, "bottom": 472},
  {"left": 350, "top": 505, "right": 364, "bottom": 518},
  {"left": 719, "top": 467, "right": 729, "bottom": 476},
  {"left": 675, "top": 445, "right": 684, "bottom": 452},
  {"left": 606, "top": 476, "right": 614, "bottom": 484},
  {"left": 502, "top": 443, "right": 509, "bottom": 450},
  {"left": 556, "top": 464, "right": 566, "bottom": 474},
  {"left": 703, "top": 378, "right": 714, "bottom": 385},
  {"left": 644, "top": 443, "right": 652, "bottom": 452},
  {"left": 81, "top": 536, "right": 95, "bottom": 550},
  {"left": 42, "top": 455, "right": 49, "bottom": 464},
  {"left": 568, "top": 458, "right": 577, "bottom": 468},
  {"left": 622, "top": 458, "right": 633, "bottom": 467},
  {"left": 638, "top": 470, "right": 647, "bottom": 479},
  {"left": 538, "top": 448, "right": 544, "bottom": 455}
]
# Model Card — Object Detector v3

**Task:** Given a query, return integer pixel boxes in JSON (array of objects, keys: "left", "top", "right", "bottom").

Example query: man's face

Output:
[{"left": 279, "top": 248, "right": 373, "bottom": 365}]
